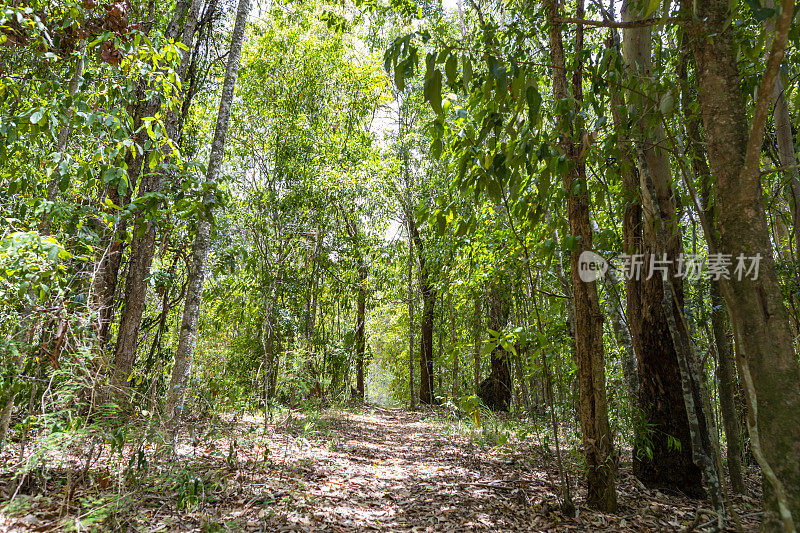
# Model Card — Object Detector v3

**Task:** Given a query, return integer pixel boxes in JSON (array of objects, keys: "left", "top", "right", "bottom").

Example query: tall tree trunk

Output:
[
  {"left": 450, "top": 294, "right": 458, "bottom": 399},
  {"left": 682, "top": 50, "right": 746, "bottom": 496},
  {"left": 472, "top": 294, "right": 481, "bottom": 393},
  {"left": 355, "top": 259, "right": 367, "bottom": 401},
  {"left": 621, "top": 0, "right": 704, "bottom": 496},
  {"left": 409, "top": 221, "right": 436, "bottom": 404},
  {"left": 419, "top": 268, "right": 436, "bottom": 404},
  {"left": 685, "top": 0, "right": 800, "bottom": 527},
  {"left": 164, "top": 0, "right": 251, "bottom": 422},
  {"left": 111, "top": 0, "right": 203, "bottom": 387},
  {"left": 544, "top": 0, "right": 617, "bottom": 511},
  {"left": 709, "top": 281, "right": 745, "bottom": 494},
  {"left": 477, "top": 280, "right": 512, "bottom": 411},
  {"left": 407, "top": 207, "right": 416, "bottom": 409}
]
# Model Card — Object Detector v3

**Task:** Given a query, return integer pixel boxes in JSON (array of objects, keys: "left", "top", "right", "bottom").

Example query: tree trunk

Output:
[
  {"left": 407, "top": 208, "right": 416, "bottom": 409},
  {"left": 111, "top": 0, "right": 203, "bottom": 387},
  {"left": 544, "top": 0, "right": 617, "bottom": 511},
  {"left": 472, "top": 294, "right": 481, "bottom": 393},
  {"left": 355, "top": 260, "right": 367, "bottom": 401},
  {"left": 620, "top": 2, "right": 704, "bottom": 496},
  {"left": 684, "top": 62, "right": 746, "bottom": 496},
  {"left": 419, "top": 269, "right": 436, "bottom": 404},
  {"left": 685, "top": 0, "right": 800, "bottom": 527},
  {"left": 409, "top": 220, "right": 436, "bottom": 405},
  {"left": 164, "top": 0, "right": 250, "bottom": 422},
  {"left": 763, "top": 0, "right": 800, "bottom": 266},
  {"left": 477, "top": 280, "right": 512, "bottom": 411},
  {"left": 450, "top": 294, "right": 458, "bottom": 399},
  {"left": 709, "top": 281, "right": 745, "bottom": 494}
]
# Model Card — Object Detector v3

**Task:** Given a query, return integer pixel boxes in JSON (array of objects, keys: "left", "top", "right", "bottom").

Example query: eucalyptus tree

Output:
[
  {"left": 165, "top": 0, "right": 251, "bottom": 423},
  {"left": 111, "top": 0, "right": 205, "bottom": 388},
  {"left": 617, "top": 0, "right": 706, "bottom": 497},
  {"left": 684, "top": 0, "right": 800, "bottom": 527}
]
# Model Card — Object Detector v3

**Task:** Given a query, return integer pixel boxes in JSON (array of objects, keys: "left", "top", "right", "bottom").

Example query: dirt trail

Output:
[
  {"left": 1, "top": 406, "right": 762, "bottom": 531},
  {"left": 261, "top": 406, "right": 546, "bottom": 531}
]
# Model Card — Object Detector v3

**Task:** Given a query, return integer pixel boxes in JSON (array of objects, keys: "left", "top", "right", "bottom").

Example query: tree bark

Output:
[
  {"left": 763, "top": 0, "right": 800, "bottom": 266},
  {"left": 450, "top": 294, "right": 458, "bottom": 399},
  {"left": 709, "top": 281, "right": 745, "bottom": 494},
  {"left": 682, "top": 53, "right": 746, "bottom": 495},
  {"left": 355, "top": 258, "right": 367, "bottom": 401},
  {"left": 544, "top": 0, "right": 617, "bottom": 511},
  {"left": 111, "top": 0, "right": 203, "bottom": 387},
  {"left": 620, "top": 0, "right": 703, "bottom": 496},
  {"left": 409, "top": 220, "right": 436, "bottom": 404},
  {"left": 684, "top": 0, "right": 800, "bottom": 527},
  {"left": 472, "top": 294, "right": 481, "bottom": 393},
  {"left": 164, "top": 0, "right": 251, "bottom": 422},
  {"left": 407, "top": 207, "right": 416, "bottom": 409},
  {"left": 477, "top": 280, "right": 512, "bottom": 411}
]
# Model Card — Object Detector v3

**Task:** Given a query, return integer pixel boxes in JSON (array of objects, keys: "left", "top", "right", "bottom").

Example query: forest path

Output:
[
  {"left": 1, "top": 406, "right": 762, "bottom": 531},
  {"left": 252, "top": 406, "right": 552, "bottom": 531}
]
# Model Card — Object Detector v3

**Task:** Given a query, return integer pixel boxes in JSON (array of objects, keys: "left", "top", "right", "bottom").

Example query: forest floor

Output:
[{"left": 1, "top": 405, "right": 763, "bottom": 532}]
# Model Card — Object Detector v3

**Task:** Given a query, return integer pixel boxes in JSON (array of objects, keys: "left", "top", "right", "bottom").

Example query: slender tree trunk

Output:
[
  {"left": 419, "top": 269, "right": 436, "bottom": 404},
  {"left": 544, "top": 0, "right": 617, "bottom": 511},
  {"left": 112, "top": 0, "right": 203, "bottom": 387},
  {"left": 407, "top": 210, "right": 416, "bottom": 409},
  {"left": 355, "top": 260, "right": 367, "bottom": 401},
  {"left": 621, "top": 2, "right": 703, "bottom": 496},
  {"left": 685, "top": 0, "right": 800, "bottom": 527},
  {"left": 450, "top": 294, "right": 458, "bottom": 399},
  {"left": 763, "top": 0, "right": 800, "bottom": 266},
  {"left": 709, "top": 281, "right": 745, "bottom": 494},
  {"left": 164, "top": 0, "right": 251, "bottom": 422},
  {"left": 472, "top": 294, "right": 481, "bottom": 393}
]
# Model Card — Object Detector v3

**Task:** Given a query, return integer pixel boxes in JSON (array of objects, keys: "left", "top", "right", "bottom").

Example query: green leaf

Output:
[
  {"left": 463, "top": 56, "right": 472, "bottom": 90},
  {"left": 431, "top": 138, "right": 442, "bottom": 159},
  {"left": 104, "top": 198, "right": 121, "bottom": 210},
  {"left": 526, "top": 86, "right": 542, "bottom": 125},
  {"left": 644, "top": 0, "right": 661, "bottom": 17},
  {"left": 486, "top": 178, "right": 501, "bottom": 204},
  {"left": 58, "top": 172, "right": 70, "bottom": 192},
  {"left": 445, "top": 53, "right": 457, "bottom": 85},
  {"left": 436, "top": 212, "right": 446, "bottom": 235},
  {"left": 394, "top": 62, "right": 406, "bottom": 92},
  {"left": 425, "top": 69, "right": 443, "bottom": 114}
]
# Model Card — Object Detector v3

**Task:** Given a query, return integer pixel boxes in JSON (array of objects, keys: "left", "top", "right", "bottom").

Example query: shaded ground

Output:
[{"left": 1, "top": 406, "right": 762, "bottom": 531}]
